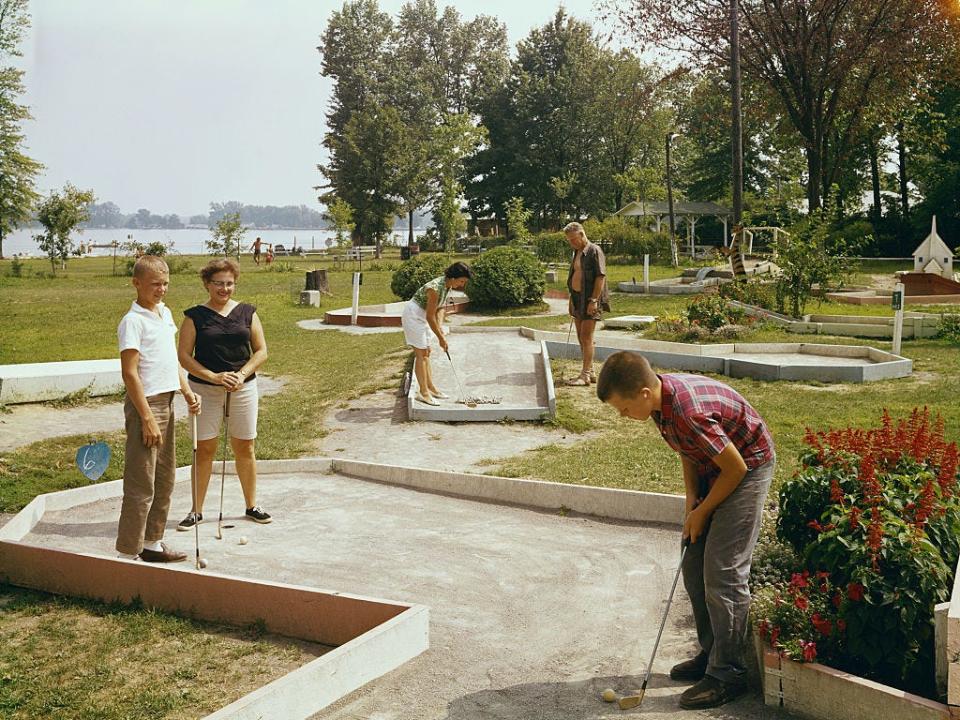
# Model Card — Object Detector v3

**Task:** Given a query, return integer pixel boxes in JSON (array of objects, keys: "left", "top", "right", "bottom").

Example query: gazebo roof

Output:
[
  {"left": 913, "top": 216, "right": 953, "bottom": 260},
  {"left": 614, "top": 200, "right": 731, "bottom": 217}
]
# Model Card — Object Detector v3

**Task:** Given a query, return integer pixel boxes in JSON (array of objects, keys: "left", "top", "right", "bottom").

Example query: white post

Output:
[
  {"left": 892, "top": 282, "right": 905, "bottom": 355},
  {"left": 643, "top": 254, "right": 650, "bottom": 293},
  {"left": 351, "top": 272, "right": 361, "bottom": 325}
]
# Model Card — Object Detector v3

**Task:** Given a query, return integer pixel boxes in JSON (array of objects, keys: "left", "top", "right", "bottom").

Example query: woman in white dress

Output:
[{"left": 402, "top": 261, "right": 472, "bottom": 405}]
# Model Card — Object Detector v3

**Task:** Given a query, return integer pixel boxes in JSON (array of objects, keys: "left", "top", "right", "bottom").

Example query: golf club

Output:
[
  {"left": 618, "top": 538, "right": 691, "bottom": 711},
  {"left": 445, "top": 348, "right": 476, "bottom": 408},
  {"left": 191, "top": 414, "right": 202, "bottom": 570},
  {"left": 215, "top": 391, "right": 232, "bottom": 540}
]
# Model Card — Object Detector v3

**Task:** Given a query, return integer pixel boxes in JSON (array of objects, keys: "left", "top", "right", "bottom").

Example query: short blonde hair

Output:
[
  {"left": 563, "top": 222, "right": 585, "bottom": 236},
  {"left": 133, "top": 255, "right": 169, "bottom": 278}
]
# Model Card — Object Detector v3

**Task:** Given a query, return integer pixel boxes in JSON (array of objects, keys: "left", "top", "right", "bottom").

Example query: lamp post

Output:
[{"left": 666, "top": 132, "right": 679, "bottom": 267}]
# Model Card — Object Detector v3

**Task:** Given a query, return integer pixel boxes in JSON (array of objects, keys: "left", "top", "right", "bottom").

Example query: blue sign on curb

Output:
[{"left": 76, "top": 442, "right": 111, "bottom": 481}]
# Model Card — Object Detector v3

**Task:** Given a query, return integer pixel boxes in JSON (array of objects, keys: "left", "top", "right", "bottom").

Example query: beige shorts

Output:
[{"left": 189, "top": 378, "right": 259, "bottom": 442}]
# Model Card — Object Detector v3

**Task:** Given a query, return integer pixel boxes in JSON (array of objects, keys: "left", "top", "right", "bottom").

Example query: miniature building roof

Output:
[
  {"left": 913, "top": 216, "right": 953, "bottom": 260},
  {"left": 922, "top": 258, "right": 944, "bottom": 274},
  {"left": 614, "top": 200, "right": 731, "bottom": 217}
]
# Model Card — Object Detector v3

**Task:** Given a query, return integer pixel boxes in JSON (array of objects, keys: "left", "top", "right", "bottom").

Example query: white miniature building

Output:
[{"left": 913, "top": 216, "right": 954, "bottom": 278}]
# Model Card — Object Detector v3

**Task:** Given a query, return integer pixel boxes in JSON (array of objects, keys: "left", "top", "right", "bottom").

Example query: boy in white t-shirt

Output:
[{"left": 116, "top": 255, "right": 201, "bottom": 562}]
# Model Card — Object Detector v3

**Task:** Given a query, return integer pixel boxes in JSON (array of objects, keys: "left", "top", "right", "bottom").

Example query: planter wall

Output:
[{"left": 756, "top": 636, "right": 952, "bottom": 720}]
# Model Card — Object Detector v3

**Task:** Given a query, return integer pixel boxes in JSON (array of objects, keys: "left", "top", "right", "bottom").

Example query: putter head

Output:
[{"left": 618, "top": 689, "right": 645, "bottom": 710}]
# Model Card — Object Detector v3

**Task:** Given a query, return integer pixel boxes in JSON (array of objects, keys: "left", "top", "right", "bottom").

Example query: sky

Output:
[{"left": 20, "top": 0, "right": 607, "bottom": 218}]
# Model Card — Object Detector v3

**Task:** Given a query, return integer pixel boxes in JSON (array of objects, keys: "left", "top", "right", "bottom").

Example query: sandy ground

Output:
[
  {"left": 0, "top": 375, "right": 288, "bottom": 452},
  {"left": 317, "top": 388, "right": 578, "bottom": 472}
]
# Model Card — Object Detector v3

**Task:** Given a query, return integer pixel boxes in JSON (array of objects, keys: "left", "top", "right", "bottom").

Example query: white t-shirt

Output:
[{"left": 117, "top": 301, "right": 180, "bottom": 397}]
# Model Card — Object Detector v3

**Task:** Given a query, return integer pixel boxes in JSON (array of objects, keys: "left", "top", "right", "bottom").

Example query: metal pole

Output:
[
  {"left": 643, "top": 254, "right": 650, "bottom": 293},
  {"left": 666, "top": 133, "right": 678, "bottom": 267},
  {"left": 730, "top": 0, "right": 744, "bottom": 225}
]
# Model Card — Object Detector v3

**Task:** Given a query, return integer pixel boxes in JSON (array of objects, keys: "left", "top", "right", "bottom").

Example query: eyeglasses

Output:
[{"left": 208, "top": 280, "right": 236, "bottom": 289}]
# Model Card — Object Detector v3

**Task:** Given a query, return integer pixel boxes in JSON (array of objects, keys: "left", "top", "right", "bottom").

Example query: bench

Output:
[{"left": 345, "top": 245, "right": 377, "bottom": 260}]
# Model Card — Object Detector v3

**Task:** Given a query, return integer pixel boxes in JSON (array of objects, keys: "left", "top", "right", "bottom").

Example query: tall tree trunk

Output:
[
  {"left": 896, "top": 124, "right": 909, "bottom": 217},
  {"left": 730, "top": 0, "right": 744, "bottom": 225},
  {"left": 868, "top": 135, "right": 882, "bottom": 221},
  {"left": 806, "top": 144, "right": 823, "bottom": 212}
]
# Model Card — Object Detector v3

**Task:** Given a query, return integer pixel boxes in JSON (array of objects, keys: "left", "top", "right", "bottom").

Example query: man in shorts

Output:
[{"left": 564, "top": 221, "right": 608, "bottom": 386}]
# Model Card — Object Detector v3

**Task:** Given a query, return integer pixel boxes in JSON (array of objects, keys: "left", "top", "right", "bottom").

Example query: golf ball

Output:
[
  {"left": 239, "top": 536, "right": 248, "bottom": 545},
  {"left": 198, "top": 558, "right": 208, "bottom": 569},
  {"left": 601, "top": 688, "right": 617, "bottom": 703}
]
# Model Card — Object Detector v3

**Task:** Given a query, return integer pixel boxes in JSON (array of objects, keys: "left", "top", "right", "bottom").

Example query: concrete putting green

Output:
[{"left": 2, "top": 458, "right": 789, "bottom": 720}]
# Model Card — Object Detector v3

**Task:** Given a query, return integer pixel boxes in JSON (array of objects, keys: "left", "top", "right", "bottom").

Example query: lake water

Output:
[{"left": 3, "top": 227, "right": 427, "bottom": 257}]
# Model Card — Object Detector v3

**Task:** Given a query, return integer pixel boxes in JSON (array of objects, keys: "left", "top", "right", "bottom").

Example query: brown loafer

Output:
[
  {"left": 139, "top": 543, "right": 187, "bottom": 563},
  {"left": 678, "top": 676, "right": 747, "bottom": 709}
]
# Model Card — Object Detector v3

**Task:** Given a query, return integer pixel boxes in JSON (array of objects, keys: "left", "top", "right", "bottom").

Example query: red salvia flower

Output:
[{"left": 847, "top": 582, "right": 865, "bottom": 602}]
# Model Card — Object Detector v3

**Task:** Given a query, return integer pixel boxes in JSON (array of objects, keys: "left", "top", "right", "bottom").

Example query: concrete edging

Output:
[
  {"left": 0, "top": 359, "right": 123, "bottom": 404},
  {"left": 328, "top": 458, "right": 685, "bottom": 526},
  {"left": 0, "top": 467, "right": 429, "bottom": 720},
  {"left": 521, "top": 327, "right": 912, "bottom": 383}
]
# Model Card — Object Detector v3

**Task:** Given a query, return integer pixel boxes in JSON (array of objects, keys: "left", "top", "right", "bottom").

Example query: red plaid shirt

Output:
[{"left": 652, "top": 373, "right": 774, "bottom": 484}]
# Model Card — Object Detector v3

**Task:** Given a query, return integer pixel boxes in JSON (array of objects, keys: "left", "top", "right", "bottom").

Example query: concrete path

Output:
[
  {"left": 19, "top": 469, "right": 791, "bottom": 720},
  {"left": 317, "top": 388, "right": 576, "bottom": 473},
  {"left": 0, "top": 375, "right": 287, "bottom": 452}
]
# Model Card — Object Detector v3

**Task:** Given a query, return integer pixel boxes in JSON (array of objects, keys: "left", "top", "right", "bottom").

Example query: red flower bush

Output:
[{"left": 766, "top": 408, "right": 960, "bottom": 696}]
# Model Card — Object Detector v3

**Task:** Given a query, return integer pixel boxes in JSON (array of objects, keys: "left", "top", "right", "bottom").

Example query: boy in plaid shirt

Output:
[{"left": 597, "top": 351, "right": 775, "bottom": 709}]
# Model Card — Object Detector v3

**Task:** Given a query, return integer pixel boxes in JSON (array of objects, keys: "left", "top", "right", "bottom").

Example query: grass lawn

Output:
[{"left": 0, "top": 584, "right": 326, "bottom": 720}]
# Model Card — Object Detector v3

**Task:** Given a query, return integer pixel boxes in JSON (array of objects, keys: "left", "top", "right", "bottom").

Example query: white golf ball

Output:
[
  {"left": 601, "top": 688, "right": 616, "bottom": 703},
  {"left": 239, "top": 536, "right": 248, "bottom": 545},
  {"left": 198, "top": 558, "right": 208, "bottom": 569}
]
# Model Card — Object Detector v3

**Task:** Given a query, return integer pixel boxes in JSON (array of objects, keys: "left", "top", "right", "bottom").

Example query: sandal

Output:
[{"left": 565, "top": 375, "right": 590, "bottom": 387}]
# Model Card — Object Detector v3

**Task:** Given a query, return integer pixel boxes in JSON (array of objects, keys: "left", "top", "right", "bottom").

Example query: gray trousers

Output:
[{"left": 681, "top": 458, "right": 774, "bottom": 684}]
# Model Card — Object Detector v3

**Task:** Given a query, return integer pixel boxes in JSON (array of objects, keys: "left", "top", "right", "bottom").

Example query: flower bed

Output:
[{"left": 752, "top": 408, "right": 960, "bottom": 699}]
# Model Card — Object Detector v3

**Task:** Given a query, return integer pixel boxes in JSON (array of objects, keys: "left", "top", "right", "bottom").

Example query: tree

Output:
[
  {"left": 85, "top": 201, "right": 123, "bottom": 228},
  {"left": 34, "top": 184, "right": 96, "bottom": 273},
  {"left": 323, "top": 197, "right": 355, "bottom": 247},
  {"left": 318, "top": 0, "right": 394, "bottom": 244},
  {"left": 206, "top": 212, "right": 246, "bottom": 257},
  {"left": 0, "top": 0, "right": 43, "bottom": 259},
  {"left": 504, "top": 196, "right": 532, "bottom": 244},
  {"left": 605, "top": 0, "right": 959, "bottom": 212},
  {"left": 326, "top": 105, "right": 407, "bottom": 252}
]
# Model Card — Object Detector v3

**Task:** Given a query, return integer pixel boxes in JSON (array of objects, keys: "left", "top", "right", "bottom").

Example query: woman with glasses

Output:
[{"left": 176, "top": 258, "right": 271, "bottom": 531}]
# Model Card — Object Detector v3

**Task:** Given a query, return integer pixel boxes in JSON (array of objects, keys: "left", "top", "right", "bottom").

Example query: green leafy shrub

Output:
[
  {"left": 774, "top": 213, "right": 861, "bottom": 317},
  {"left": 465, "top": 246, "right": 544, "bottom": 309},
  {"left": 685, "top": 294, "right": 746, "bottom": 331},
  {"left": 533, "top": 232, "right": 568, "bottom": 263},
  {"left": 581, "top": 217, "right": 672, "bottom": 262},
  {"left": 935, "top": 314, "right": 960, "bottom": 344},
  {"left": 719, "top": 279, "right": 775, "bottom": 310},
  {"left": 764, "top": 408, "right": 960, "bottom": 695},
  {"left": 9, "top": 256, "right": 26, "bottom": 277},
  {"left": 390, "top": 254, "right": 450, "bottom": 300}
]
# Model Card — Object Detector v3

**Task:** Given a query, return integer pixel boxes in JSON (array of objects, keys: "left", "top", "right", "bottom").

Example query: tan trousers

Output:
[{"left": 115, "top": 392, "right": 176, "bottom": 555}]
